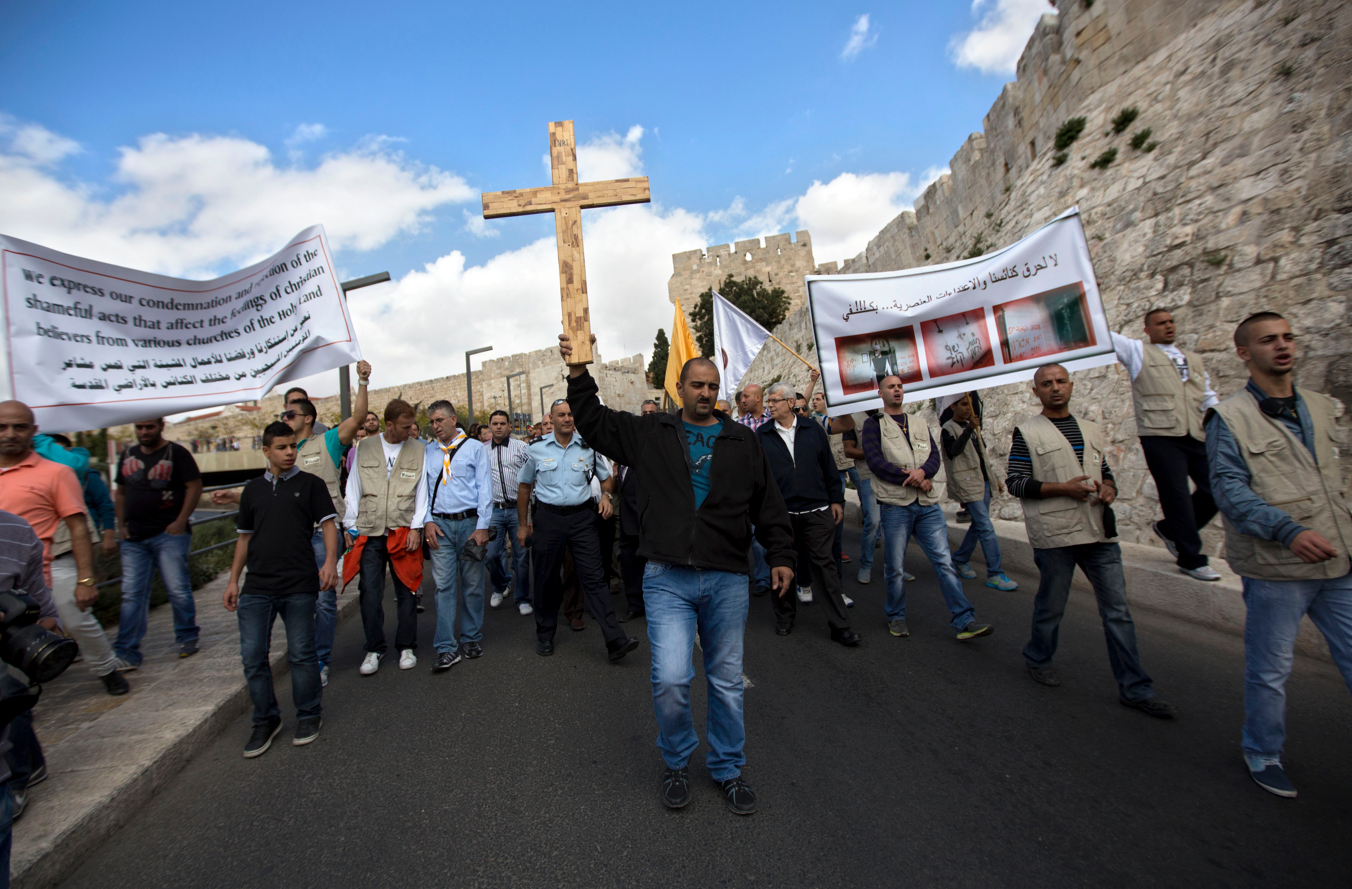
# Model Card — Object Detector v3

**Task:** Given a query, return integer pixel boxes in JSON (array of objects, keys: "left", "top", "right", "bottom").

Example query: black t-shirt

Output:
[
  {"left": 237, "top": 470, "right": 337, "bottom": 596},
  {"left": 115, "top": 442, "right": 202, "bottom": 540}
]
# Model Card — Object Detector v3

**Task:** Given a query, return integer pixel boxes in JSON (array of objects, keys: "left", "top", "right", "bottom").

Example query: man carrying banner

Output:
[
  {"left": 1112, "top": 310, "right": 1221, "bottom": 581},
  {"left": 939, "top": 393, "right": 1018, "bottom": 592},
  {"left": 1008, "top": 364, "right": 1174, "bottom": 718},
  {"left": 862, "top": 378, "right": 993, "bottom": 642},
  {"left": 1205, "top": 313, "right": 1352, "bottom": 798}
]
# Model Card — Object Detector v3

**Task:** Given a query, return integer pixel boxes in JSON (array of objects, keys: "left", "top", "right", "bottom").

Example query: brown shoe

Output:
[{"left": 569, "top": 618, "right": 585, "bottom": 631}]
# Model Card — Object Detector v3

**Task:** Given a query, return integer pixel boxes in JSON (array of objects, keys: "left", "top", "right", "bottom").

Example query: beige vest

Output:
[
  {"left": 940, "top": 419, "right": 990, "bottom": 505},
  {"left": 870, "top": 413, "right": 940, "bottom": 507},
  {"left": 1213, "top": 388, "right": 1352, "bottom": 580},
  {"left": 354, "top": 435, "right": 424, "bottom": 535},
  {"left": 1131, "top": 342, "right": 1207, "bottom": 439},
  {"left": 298, "top": 433, "right": 345, "bottom": 522},
  {"left": 827, "top": 427, "right": 853, "bottom": 471},
  {"left": 1015, "top": 414, "right": 1110, "bottom": 549}
]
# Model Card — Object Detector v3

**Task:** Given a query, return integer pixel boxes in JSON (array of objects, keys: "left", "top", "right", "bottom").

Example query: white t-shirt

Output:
[
  {"left": 774, "top": 419, "right": 797, "bottom": 464},
  {"left": 381, "top": 436, "right": 402, "bottom": 477}
]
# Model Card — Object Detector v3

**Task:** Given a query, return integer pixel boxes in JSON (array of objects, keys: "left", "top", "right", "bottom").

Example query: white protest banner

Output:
[
  {"left": 0, "top": 227, "right": 360, "bottom": 431},
  {"left": 805, "top": 207, "right": 1114, "bottom": 416},
  {"left": 712, "top": 289, "right": 771, "bottom": 392}
]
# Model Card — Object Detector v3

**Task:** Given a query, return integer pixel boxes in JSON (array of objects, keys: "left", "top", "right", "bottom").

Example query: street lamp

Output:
[
  {"left": 465, "top": 346, "right": 493, "bottom": 425},
  {"left": 506, "top": 370, "right": 526, "bottom": 432},
  {"left": 338, "top": 272, "right": 391, "bottom": 419}
]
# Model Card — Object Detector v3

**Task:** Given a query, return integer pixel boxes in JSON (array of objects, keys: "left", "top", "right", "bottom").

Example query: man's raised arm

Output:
[{"left": 560, "top": 333, "right": 641, "bottom": 467}]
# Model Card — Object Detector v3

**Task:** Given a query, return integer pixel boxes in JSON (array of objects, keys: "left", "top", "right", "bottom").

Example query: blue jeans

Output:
[
  {"left": 486, "top": 507, "right": 529, "bottom": 602},
  {"left": 1240, "top": 571, "right": 1352, "bottom": 767},
  {"left": 644, "top": 562, "right": 748, "bottom": 782},
  {"left": 1024, "top": 542, "right": 1154, "bottom": 702},
  {"left": 115, "top": 530, "right": 199, "bottom": 665},
  {"left": 843, "top": 468, "right": 878, "bottom": 569},
  {"left": 749, "top": 539, "right": 772, "bottom": 592},
  {"left": 879, "top": 501, "right": 975, "bottom": 628},
  {"left": 952, "top": 482, "right": 1004, "bottom": 576},
  {"left": 237, "top": 592, "right": 321, "bottom": 725},
  {"left": 429, "top": 516, "right": 486, "bottom": 654},
  {"left": 311, "top": 528, "right": 337, "bottom": 668}
]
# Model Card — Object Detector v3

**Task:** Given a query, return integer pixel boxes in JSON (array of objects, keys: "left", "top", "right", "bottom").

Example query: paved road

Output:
[{"left": 58, "top": 530, "right": 1351, "bottom": 888}]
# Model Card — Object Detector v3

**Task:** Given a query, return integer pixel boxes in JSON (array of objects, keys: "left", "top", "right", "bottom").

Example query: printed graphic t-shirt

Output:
[
  {"left": 116, "top": 442, "right": 201, "bottom": 541},
  {"left": 684, "top": 420, "right": 722, "bottom": 509}
]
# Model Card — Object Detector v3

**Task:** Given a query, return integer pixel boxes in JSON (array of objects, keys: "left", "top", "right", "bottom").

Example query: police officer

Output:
[{"left": 517, "top": 398, "right": 638, "bottom": 661}]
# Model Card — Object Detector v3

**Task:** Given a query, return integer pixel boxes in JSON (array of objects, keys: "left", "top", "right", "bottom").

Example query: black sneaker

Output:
[
  {"left": 607, "top": 636, "right": 640, "bottom": 663},
  {"left": 536, "top": 640, "right": 555, "bottom": 657},
  {"left": 774, "top": 622, "right": 793, "bottom": 636},
  {"left": 26, "top": 763, "right": 47, "bottom": 789},
  {"left": 462, "top": 642, "right": 483, "bottom": 659},
  {"left": 1027, "top": 665, "right": 1062, "bottom": 687},
  {"left": 243, "top": 719, "right": 282, "bottom": 758},
  {"left": 432, "top": 651, "right": 461, "bottom": 672},
  {"left": 1120, "top": 696, "right": 1176, "bottom": 719},
  {"left": 956, "top": 622, "right": 993, "bottom": 641},
  {"left": 179, "top": 639, "right": 200, "bottom": 658},
  {"left": 100, "top": 670, "right": 130, "bottom": 696},
  {"left": 292, "top": 718, "right": 321, "bottom": 746},
  {"left": 718, "top": 775, "right": 757, "bottom": 815},
  {"left": 661, "top": 767, "right": 691, "bottom": 809},
  {"left": 830, "top": 627, "right": 862, "bottom": 647}
]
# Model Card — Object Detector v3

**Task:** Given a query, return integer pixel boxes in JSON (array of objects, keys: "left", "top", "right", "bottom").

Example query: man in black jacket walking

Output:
[
  {"left": 562, "top": 334, "right": 794, "bottom": 817},
  {"left": 757, "top": 381, "right": 860, "bottom": 645}
]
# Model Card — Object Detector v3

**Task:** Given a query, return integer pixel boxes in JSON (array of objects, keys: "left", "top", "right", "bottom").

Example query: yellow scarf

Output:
[{"left": 438, "top": 433, "right": 468, "bottom": 484}]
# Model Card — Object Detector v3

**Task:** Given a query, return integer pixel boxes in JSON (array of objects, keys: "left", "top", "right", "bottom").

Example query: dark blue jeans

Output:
[
  {"left": 237, "top": 592, "right": 322, "bottom": 725},
  {"left": 115, "top": 530, "right": 199, "bottom": 665},
  {"left": 486, "top": 507, "right": 529, "bottom": 602},
  {"left": 1023, "top": 542, "right": 1154, "bottom": 702}
]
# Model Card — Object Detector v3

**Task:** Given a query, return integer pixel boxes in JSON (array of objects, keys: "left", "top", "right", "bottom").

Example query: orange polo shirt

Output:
[{"left": 0, "top": 452, "right": 87, "bottom": 584}]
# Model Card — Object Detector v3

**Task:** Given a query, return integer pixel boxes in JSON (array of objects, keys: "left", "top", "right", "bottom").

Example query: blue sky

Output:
[{"left": 2, "top": 0, "right": 1051, "bottom": 394}]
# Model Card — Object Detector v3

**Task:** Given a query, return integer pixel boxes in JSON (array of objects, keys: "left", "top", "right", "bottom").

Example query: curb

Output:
[{"left": 10, "top": 575, "right": 363, "bottom": 889}]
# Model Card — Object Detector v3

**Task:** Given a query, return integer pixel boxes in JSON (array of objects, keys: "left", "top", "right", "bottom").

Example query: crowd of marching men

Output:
[{"left": 0, "top": 308, "right": 1347, "bottom": 824}]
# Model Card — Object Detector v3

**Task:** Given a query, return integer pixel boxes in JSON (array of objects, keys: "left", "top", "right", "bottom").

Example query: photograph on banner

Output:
[
  {"left": 803, "top": 207, "right": 1113, "bottom": 415},
  {"left": 0, "top": 226, "right": 360, "bottom": 431}
]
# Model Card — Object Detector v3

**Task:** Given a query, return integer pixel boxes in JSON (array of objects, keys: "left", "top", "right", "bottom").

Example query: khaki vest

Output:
[
  {"left": 298, "top": 434, "right": 345, "bottom": 523},
  {"left": 1015, "top": 414, "right": 1110, "bottom": 549},
  {"left": 870, "top": 413, "right": 940, "bottom": 507},
  {"left": 1131, "top": 342, "right": 1207, "bottom": 439},
  {"left": 1213, "top": 388, "right": 1352, "bottom": 580},
  {"left": 940, "top": 419, "right": 990, "bottom": 505},
  {"left": 354, "top": 435, "right": 424, "bottom": 535},
  {"left": 827, "top": 429, "right": 853, "bottom": 471}
]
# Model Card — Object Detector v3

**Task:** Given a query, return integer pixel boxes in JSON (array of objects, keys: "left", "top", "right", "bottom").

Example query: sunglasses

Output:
[
  {"left": 552, "top": 398, "right": 568, "bottom": 407},
  {"left": 279, "top": 411, "right": 299, "bottom": 420}
]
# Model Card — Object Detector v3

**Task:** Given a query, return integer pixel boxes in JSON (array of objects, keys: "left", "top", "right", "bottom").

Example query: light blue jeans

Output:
[
  {"left": 311, "top": 528, "right": 337, "bottom": 668},
  {"left": 486, "top": 506, "right": 529, "bottom": 603},
  {"left": 115, "top": 530, "right": 199, "bottom": 665},
  {"left": 1241, "top": 571, "right": 1352, "bottom": 769},
  {"left": 842, "top": 468, "right": 878, "bottom": 570},
  {"left": 429, "top": 516, "right": 487, "bottom": 654},
  {"left": 952, "top": 482, "right": 1004, "bottom": 576},
  {"left": 879, "top": 501, "right": 975, "bottom": 629},
  {"left": 644, "top": 562, "right": 749, "bottom": 782}
]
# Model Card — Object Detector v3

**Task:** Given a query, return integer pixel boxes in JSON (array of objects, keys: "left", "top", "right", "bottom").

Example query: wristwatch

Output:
[{"left": 77, "top": 577, "right": 96, "bottom": 587}]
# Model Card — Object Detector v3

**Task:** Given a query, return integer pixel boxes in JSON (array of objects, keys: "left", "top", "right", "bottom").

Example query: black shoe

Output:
[
  {"left": 830, "top": 627, "right": 862, "bottom": 647},
  {"left": 462, "top": 642, "right": 483, "bottom": 659},
  {"left": 619, "top": 608, "right": 646, "bottom": 623},
  {"left": 179, "top": 639, "right": 199, "bottom": 658},
  {"left": 774, "top": 622, "right": 793, "bottom": 636},
  {"left": 536, "top": 640, "right": 554, "bottom": 657},
  {"left": 1027, "top": 665, "right": 1061, "bottom": 687},
  {"left": 1121, "top": 696, "right": 1176, "bottom": 719},
  {"left": 100, "top": 670, "right": 130, "bottom": 696},
  {"left": 718, "top": 775, "right": 757, "bottom": 815},
  {"left": 292, "top": 718, "right": 321, "bottom": 746},
  {"left": 607, "top": 636, "right": 640, "bottom": 663},
  {"left": 661, "top": 767, "right": 691, "bottom": 809},
  {"left": 432, "top": 651, "right": 462, "bottom": 672},
  {"left": 243, "top": 719, "right": 282, "bottom": 758},
  {"left": 415, "top": 596, "right": 425, "bottom": 614},
  {"left": 751, "top": 587, "right": 769, "bottom": 598}
]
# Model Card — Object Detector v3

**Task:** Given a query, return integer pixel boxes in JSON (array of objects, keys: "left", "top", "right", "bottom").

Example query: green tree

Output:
[
  {"left": 689, "top": 275, "right": 790, "bottom": 358},
  {"left": 647, "top": 328, "right": 670, "bottom": 386}
]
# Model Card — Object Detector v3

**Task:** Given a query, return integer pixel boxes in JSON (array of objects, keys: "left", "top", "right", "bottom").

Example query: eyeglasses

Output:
[{"left": 279, "top": 411, "right": 298, "bottom": 420}]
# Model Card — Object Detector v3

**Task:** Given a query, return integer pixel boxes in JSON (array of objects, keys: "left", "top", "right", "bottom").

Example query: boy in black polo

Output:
[{"left": 224, "top": 421, "right": 338, "bottom": 758}]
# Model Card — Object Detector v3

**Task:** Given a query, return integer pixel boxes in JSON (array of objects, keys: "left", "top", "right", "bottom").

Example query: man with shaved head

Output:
[
  {"left": 563, "top": 335, "right": 793, "bottom": 816},
  {"left": 1007, "top": 365, "right": 1173, "bottom": 718}
]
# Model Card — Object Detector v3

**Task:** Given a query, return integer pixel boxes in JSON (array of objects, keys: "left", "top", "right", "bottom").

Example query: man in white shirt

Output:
[{"left": 1111, "top": 309, "right": 1222, "bottom": 581}]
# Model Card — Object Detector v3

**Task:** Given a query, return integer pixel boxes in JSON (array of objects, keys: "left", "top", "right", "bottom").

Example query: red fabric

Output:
[{"left": 341, "top": 526, "right": 424, "bottom": 593}]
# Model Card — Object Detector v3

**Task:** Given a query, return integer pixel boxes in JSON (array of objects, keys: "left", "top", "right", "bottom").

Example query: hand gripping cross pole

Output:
[{"left": 480, "top": 120, "right": 651, "bottom": 366}]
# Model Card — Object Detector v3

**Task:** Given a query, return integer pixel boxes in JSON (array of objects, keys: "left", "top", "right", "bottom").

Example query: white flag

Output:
[{"left": 711, "top": 290, "right": 771, "bottom": 392}]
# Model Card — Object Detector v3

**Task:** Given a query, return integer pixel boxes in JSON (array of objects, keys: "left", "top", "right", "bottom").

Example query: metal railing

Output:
[{"left": 94, "top": 484, "right": 249, "bottom": 589}]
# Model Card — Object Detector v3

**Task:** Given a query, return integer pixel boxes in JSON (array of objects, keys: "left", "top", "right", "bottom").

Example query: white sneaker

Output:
[
  {"left": 399, "top": 649, "right": 417, "bottom": 670},
  {"left": 320, "top": 665, "right": 329, "bottom": 687},
  {"left": 359, "top": 652, "right": 381, "bottom": 675},
  {"left": 1181, "top": 565, "right": 1222, "bottom": 582},
  {"left": 842, "top": 594, "right": 855, "bottom": 608},
  {"left": 490, "top": 591, "right": 505, "bottom": 609},
  {"left": 518, "top": 602, "right": 534, "bottom": 616},
  {"left": 797, "top": 586, "right": 813, "bottom": 603}
]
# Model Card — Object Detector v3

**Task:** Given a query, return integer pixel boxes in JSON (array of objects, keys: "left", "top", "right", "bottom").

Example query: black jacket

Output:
[
  {"left": 616, "top": 463, "right": 640, "bottom": 537},
  {"left": 568, "top": 370, "right": 794, "bottom": 574},
  {"left": 756, "top": 416, "right": 845, "bottom": 512}
]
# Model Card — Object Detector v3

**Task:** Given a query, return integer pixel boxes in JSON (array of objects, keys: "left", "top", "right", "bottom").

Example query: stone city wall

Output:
[
  {"left": 741, "top": 0, "right": 1352, "bottom": 558},
  {"left": 667, "top": 230, "right": 839, "bottom": 327}
]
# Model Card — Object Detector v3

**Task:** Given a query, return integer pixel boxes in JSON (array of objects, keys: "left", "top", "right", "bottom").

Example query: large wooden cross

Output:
[{"left": 481, "top": 120, "right": 650, "bottom": 365}]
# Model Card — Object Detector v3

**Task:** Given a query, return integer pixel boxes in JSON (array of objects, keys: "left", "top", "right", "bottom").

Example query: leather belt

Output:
[
  {"left": 535, "top": 502, "right": 592, "bottom": 516},
  {"left": 493, "top": 500, "right": 517, "bottom": 509},
  {"left": 432, "top": 509, "right": 478, "bottom": 521}
]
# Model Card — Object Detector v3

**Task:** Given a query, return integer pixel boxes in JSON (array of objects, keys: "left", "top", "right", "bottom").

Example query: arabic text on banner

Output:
[
  {"left": 0, "top": 227, "right": 361, "bottom": 431},
  {"left": 805, "top": 208, "right": 1114, "bottom": 416}
]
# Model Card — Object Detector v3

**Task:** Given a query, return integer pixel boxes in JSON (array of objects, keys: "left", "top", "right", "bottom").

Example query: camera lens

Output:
[{"left": 2, "top": 625, "right": 78, "bottom": 684}]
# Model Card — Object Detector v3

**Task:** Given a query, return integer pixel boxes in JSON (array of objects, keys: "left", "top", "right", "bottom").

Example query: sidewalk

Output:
[{"left": 10, "top": 572, "right": 361, "bottom": 889}]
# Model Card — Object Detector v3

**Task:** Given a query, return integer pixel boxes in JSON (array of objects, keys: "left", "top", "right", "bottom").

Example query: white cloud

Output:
[
  {"left": 0, "top": 123, "right": 475, "bottom": 278},
  {"left": 285, "top": 123, "right": 328, "bottom": 148},
  {"left": 949, "top": 0, "right": 1052, "bottom": 75},
  {"left": 841, "top": 14, "right": 877, "bottom": 61},
  {"left": 705, "top": 196, "right": 746, "bottom": 226},
  {"left": 462, "top": 209, "right": 499, "bottom": 238},
  {"left": 540, "top": 124, "right": 646, "bottom": 182}
]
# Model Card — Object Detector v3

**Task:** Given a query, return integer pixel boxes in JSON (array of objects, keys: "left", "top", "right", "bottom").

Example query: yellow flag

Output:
[{"left": 664, "top": 297, "right": 699, "bottom": 407}]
